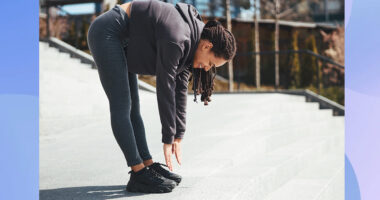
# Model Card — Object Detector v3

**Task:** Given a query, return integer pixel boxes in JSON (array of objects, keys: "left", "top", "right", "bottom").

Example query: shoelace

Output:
[
  {"left": 155, "top": 162, "right": 169, "bottom": 168},
  {"left": 151, "top": 162, "right": 172, "bottom": 176},
  {"left": 127, "top": 163, "right": 169, "bottom": 175}
]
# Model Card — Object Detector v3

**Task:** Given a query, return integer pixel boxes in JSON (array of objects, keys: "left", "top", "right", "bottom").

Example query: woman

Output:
[{"left": 87, "top": 0, "right": 236, "bottom": 193}]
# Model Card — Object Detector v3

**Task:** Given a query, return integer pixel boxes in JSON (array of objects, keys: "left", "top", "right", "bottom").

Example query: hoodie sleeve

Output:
[
  {"left": 174, "top": 67, "right": 191, "bottom": 140},
  {"left": 155, "top": 39, "right": 184, "bottom": 144}
]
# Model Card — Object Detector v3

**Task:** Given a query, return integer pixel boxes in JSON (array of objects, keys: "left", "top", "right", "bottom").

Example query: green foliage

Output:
[
  {"left": 307, "top": 34, "right": 320, "bottom": 87},
  {"left": 299, "top": 34, "right": 318, "bottom": 87},
  {"left": 307, "top": 85, "right": 344, "bottom": 106},
  {"left": 289, "top": 30, "right": 301, "bottom": 87},
  {"left": 248, "top": 29, "right": 256, "bottom": 85}
]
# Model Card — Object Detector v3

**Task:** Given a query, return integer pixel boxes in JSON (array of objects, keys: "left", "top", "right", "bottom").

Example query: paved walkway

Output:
[{"left": 39, "top": 42, "right": 344, "bottom": 200}]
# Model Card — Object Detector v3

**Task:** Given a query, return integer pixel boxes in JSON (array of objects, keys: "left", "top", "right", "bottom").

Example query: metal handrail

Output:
[
  {"left": 236, "top": 49, "right": 344, "bottom": 69},
  {"left": 40, "top": 37, "right": 157, "bottom": 93},
  {"left": 209, "top": 89, "right": 344, "bottom": 116},
  {"left": 232, "top": 49, "right": 344, "bottom": 99}
]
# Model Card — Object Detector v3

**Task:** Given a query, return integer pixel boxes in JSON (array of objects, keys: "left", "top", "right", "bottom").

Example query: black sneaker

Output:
[
  {"left": 149, "top": 162, "right": 182, "bottom": 185},
  {"left": 126, "top": 166, "right": 177, "bottom": 193}
]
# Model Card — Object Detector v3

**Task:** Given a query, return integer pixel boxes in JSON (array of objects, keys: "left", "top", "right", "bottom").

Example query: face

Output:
[{"left": 192, "top": 40, "right": 228, "bottom": 72}]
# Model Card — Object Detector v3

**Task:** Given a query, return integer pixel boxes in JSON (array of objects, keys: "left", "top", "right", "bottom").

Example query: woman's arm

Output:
[
  {"left": 174, "top": 68, "right": 191, "bottom": 140},
  {"left": 155, "top": 39, "right": 186, "bottom": 171},
  {"left": 155, "top": 39, "right": 183, "bottom": 144}
]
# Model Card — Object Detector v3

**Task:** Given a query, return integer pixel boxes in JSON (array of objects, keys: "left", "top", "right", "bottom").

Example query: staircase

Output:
[{"left": 39, "top": 41, "right": 344, "bottom": 200}]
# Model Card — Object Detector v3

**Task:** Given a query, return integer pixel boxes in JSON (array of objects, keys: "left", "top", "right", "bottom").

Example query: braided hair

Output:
[{"left": 189, "top": 20, "right": 237, "bottom": 105}]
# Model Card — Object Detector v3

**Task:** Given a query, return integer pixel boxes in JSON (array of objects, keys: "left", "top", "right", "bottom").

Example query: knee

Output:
[{"left": 110, "top": 99, "right": 132, "bottom": 116}]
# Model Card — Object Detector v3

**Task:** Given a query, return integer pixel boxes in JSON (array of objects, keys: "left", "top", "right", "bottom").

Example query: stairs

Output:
[
  {"left": 172, "top": 94, "right": 344, "bottom": 200},
  {"left": 39, "top": 41, "right": 344, "bottom": 200}
]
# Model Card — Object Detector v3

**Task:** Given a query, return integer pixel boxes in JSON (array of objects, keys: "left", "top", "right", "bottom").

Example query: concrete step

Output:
[
  {"left": 40, "top": 43, "right": 90, "bottom": 67},
  {"left": 40, "top": 57, "right": 87, "bottom": 69},
  {"left": 195, "top": 109, "right": 337, "bottom": 137},
  {"left": 39, "top": 41, "right": 344, "bottom": 200},
  {"left": 232, "top": 131, "right": 343, "bottom": 200},
  {"left": 212, "top": 93, "right": 307, "bottom": 103},
  {"left": 202, "top": 98, "right": 314, "bottom": 112},
  {"left": 170, "top": 130, "right": 343, "bottom": 200},
  {"left": 178, "top": 117, "right": 343, "bottom": 168},
  {"left": 41, "top": 50, "right": 73, "bottom": 60},
  {"left": 263, "top": 153, "right": 344, "bottom": 200}
]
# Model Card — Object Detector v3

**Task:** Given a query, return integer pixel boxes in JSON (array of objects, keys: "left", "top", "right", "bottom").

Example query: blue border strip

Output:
[
  {"left": 346, "top": 0, "right": 380, "bottom": 199},
  {"left": 1, "top": 0, "right": 380, "bottom": 199},
  {"left": 0, "top": 1, "right": 39, "bottom": 199}
]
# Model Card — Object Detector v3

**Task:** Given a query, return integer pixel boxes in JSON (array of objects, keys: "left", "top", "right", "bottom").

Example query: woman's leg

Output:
[
  {"left": 128, "top": 72, "right": 153, "bottom": 166},
  {"left": 87, "top": 10, "right": 143, "bottom": 169}
]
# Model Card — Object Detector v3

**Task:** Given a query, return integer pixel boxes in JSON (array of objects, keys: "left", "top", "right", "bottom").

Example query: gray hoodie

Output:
[{"left": 125, "top": 0, "right": 205, "bottom": 144}]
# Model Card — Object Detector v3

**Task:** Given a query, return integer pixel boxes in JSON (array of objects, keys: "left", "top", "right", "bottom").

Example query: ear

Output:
[
  {"left": 200, "top": 40, "right": 213, "bottom": 50},
  {"left": 205, "top": 40, "right": 213, "bottom": 49}
]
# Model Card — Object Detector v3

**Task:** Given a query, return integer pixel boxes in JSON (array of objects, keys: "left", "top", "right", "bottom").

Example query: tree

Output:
[
  {"left": 253, "top": 0, "right": 261, "bottom": 89},
  {"left": 225, "top": 0, "right": 234, "bottom": 92},
  {"left": 289, "top": 30, "right": 301, "bottom": 88},
  {"left": 260, "top": 0, "right": 309, "bottom": 89}
]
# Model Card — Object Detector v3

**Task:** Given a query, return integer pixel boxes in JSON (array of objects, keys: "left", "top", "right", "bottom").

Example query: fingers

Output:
[
  {"left": 172, "top": 143, "right": 175, "bottom": 154},
  {"left": 163, "top": 142, "right": 182, "bottom": 171},
  {"left": 163, "top": 144, "right": 173, "bottom": 171},
  {"left": 165, "top": 153, "right": 173, "bottom": 171},
  {"left": 174, "top": 142, "right": 182, "bottom": 165}
]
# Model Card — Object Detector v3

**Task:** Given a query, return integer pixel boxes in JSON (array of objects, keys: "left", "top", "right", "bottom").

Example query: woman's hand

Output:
[{"left": 163, "top": 138, "right": 182, "bottom": 171}]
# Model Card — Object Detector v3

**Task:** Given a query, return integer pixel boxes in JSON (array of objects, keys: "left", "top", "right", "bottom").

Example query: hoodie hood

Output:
[{"left": 175, "top": 3, "right": 205, "bottom": 69}]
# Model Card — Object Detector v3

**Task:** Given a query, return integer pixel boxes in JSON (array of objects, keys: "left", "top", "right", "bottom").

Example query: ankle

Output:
[
  {"left": 143, "top": 159, "right": 154, "bottom": 167},
  {"left": 131, "top": 163, "right": 145, "bottom": 172}
]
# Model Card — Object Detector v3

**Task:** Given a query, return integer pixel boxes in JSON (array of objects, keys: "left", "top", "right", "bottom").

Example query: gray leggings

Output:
[{"left": 87, "top": 5, "right": 152, "bottom": 167}]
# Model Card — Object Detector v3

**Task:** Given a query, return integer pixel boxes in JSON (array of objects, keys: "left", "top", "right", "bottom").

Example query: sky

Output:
[
  {"left": 60, "top": 1, "right": 256, "bottom": 19},
  {"left": 61, "top": 3, "right": 95, "bottom": 15}
]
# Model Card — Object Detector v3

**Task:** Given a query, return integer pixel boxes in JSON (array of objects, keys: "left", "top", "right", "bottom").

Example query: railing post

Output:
[
  {"left": 274, "top": 0, "right": 280, "bottom": 91},
  {"left": 253, "top": 0, "right": 261, "bottom": 90},
  {"left": 324, "top": 0, "right": 329, "bottom": 22},
  {"left": 323, "top": 60, "right": 327, "bottom": 87},
  {"left": 316, "top": 57, "right": 320, "bottom": 95},
  {"left": 75, "top": 18, "right": 80, "bottom": 49},
  {"left": 226, "top": 0, "right": 234, "bottom": 92},
  {"left": 46, "top": 5, "right": 50, "bottom": 38}
]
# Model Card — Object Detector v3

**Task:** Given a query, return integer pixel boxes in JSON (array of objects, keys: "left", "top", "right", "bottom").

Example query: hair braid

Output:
[
  {"left": 190, "top": 20, "right": 236, "bottom": 105},
  {"left": 190, "top": 66, "right": 217, "bottom": 105}
]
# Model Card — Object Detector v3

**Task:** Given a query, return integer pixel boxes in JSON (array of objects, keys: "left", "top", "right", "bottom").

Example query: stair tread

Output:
[
  {"left": 264, "top": 154, "right": 344, "bottom": 200},
  {"left": 173, "top": 130, "right": 342, "bottom": 200}
]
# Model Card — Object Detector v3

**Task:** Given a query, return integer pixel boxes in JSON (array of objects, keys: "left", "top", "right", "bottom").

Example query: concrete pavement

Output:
[{"left": 39, "top": 41, "right": 344, "bottom": 200}]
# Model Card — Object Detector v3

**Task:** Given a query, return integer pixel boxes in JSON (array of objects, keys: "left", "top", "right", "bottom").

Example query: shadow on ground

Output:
[{"left": 40, "top": 185, "right": 147, "bottom": 200}]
